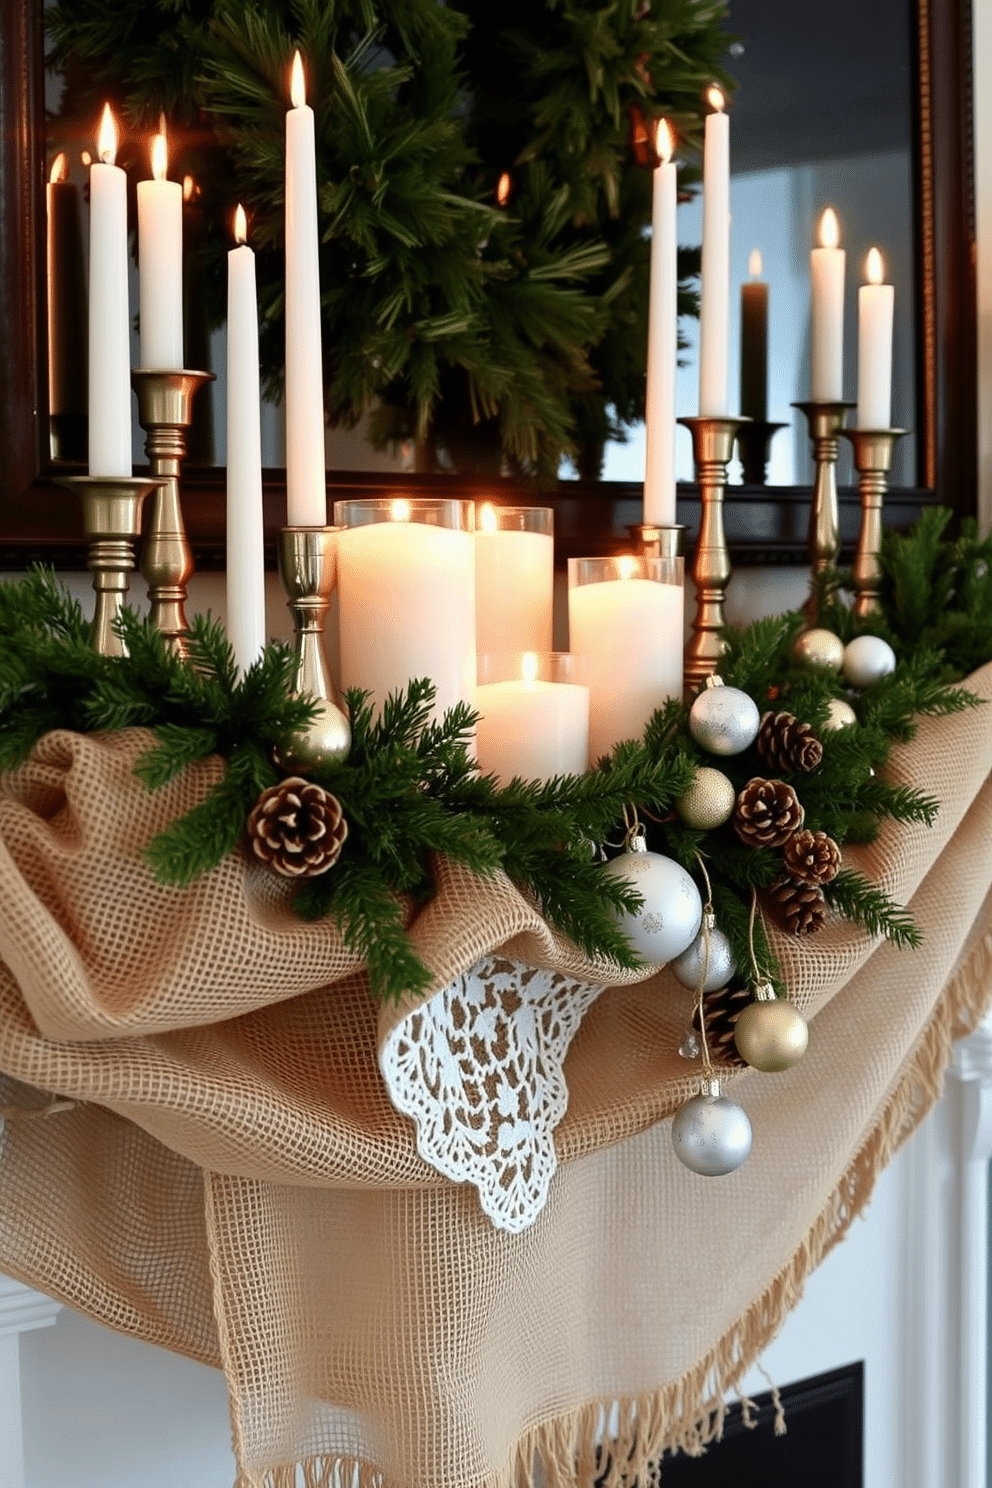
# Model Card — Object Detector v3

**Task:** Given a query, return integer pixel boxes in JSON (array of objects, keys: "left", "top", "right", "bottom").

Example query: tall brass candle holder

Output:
[
  {"left": 678, "top": 415, "right": 748, "bottom": 693},
  {"left": 276, "top": 527, "right": 351, "bottom": 771},
  {"left": 54, "top": 474, "right": 164, "bottom": 657},
  {"left": 626, "top": 523, "right": 685, "bottom": 559},
  {"left": 793, "top": 400, "right": 855, "bottom": 601},
  {"left": 840, "top": 427, "right": 907, "bottom": 618},
  {"left": 131, "top": 369, "right": 215, "bottom": 655}
]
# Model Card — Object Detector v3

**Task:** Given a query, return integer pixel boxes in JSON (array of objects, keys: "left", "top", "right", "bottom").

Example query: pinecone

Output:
[
  {"left": 782, "top": 828, "right": 842, "bottom": 886},
  {"left": 733, "top": 778, "right": 805, "bottom": 849},
  {"left": 691, "top": 984, "right": 752, "bottom": 1068},
  {"left": 756, "top": 711, "right": 823, "bottom": 773},
  {"left": 766, "top": 876, "right": 826, "bottom": 935},
  {"left": 247, "top": 777, "right": 348, "bottom": 878}
]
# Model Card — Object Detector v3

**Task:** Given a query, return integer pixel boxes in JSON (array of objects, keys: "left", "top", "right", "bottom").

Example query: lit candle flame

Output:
[
  {"left": 49, "top": 153, "right": 67, "bottom": 185},
  {"left": 496, "top": 172, "right": 512, "bottom": 207},
  {"left": 97, "top": 103, "right": 118, "bottom": 166},
  {"left": 151, "top": 132, "right": 167, "bottom": 182},
  {"left": 391, "top": 498, "right": 411, "bottom": 522},
  {"left": 748, "top": 248, "right": 763, "bottom": 278},
  {"left": 706, "top": 84, "right": 725, "bottom": 113},
  {"left": 655, "top": 119, "right": 674, "bottom": 165},
  {"left": 183, "top": 174, "right": 195, "bottom": 202},
  {"left": 290, "top": 51, "right": 306, "bottom": 109},
  {"left": 234, "top": 204, "right": 247, "bottom": 245},
  {"left": 818, "top": 207, "right": 840, "bottom": 249},
  {"left": 866, "top": 246, "right": 884, "bottom": 285},
  {"left": 617, "top": 555, "right": 637, "bottom": 581},
  {"left": 521, "top": 652, "right": 539, "bottom": 685},
  {"left": 479, "top": 502, "right": 497, "bottom": 533},
  {"left": 81, "top": 150, "right": 92, "bottom": 168}
]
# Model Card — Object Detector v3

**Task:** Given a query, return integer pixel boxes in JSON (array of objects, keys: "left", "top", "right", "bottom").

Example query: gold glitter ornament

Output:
[
  {"left": 733, "top": 986, "right": 809, "bottom": 1071},
  {"left": 676, "top": 766, "right": 737, "bottom": 830},
  {"left": 792, "top": 628, "right": 844, "bottom": 671}
]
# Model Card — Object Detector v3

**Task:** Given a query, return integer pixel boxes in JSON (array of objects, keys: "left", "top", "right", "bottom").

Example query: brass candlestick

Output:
[
  {"left": 793, "top": 400, "right": 855, "bottom": 601},
  {"left": 131, "top": 369, "right": 215, "bottom": 655},
  {"left": 840, "top": 427, "right": 907, "bottom": 618},
  {"left": 277, "top": 527, "right": 351, "bottom": 771},
  {"left": 735, "top": 419, "right": 786, "bottom": 485},
  {"left": 626, "top": 523, "right": 685, "bottom": 559},
  {"left": 679, "top": 415, "right": 748, "bottom": 693},
  {"left": 54, "top": 475, "right": 164, "bottom": 656}
]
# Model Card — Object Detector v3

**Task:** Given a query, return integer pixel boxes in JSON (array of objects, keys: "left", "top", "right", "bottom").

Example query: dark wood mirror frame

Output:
[{"left": 0, "top": 0, "right": 976, "bottom": 571}]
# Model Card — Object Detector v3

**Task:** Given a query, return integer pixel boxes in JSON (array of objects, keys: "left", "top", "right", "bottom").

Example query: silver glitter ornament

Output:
[
  {"left": 601, "top": 832, "right": 702, "bottom": 965},
  {"left": 842, "top": 634, "right": 897, "bottom": 689},
  {"left": 792, "top": 628, "right": 844, "bottom": 671},
  {"left": 676, "top": 766, "right": 737, "bottom": 830},
  {"left": 671, "top": 1079, "right": 752, "bottom": 1175},
  {"left": 671, "top": 918, "right": 736, "bottom": 992},
  {"left": 688, "top": 678, "right": 760, "bottom": 757},
  {"left": 823, "top": 697, "right": 857, "bottom": 731}
]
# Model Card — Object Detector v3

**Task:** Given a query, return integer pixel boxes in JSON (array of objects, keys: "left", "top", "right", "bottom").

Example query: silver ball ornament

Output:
[
  {"left": 842, "top": 634, "right": 897, "bottom": 689},
  {"left": 792, "top": 628, "right": 845, "bottom": 672},
  {"left": 823, "top": 697, "right": 857, "bottom": 731},
  {"left": 601, "top": 839, "right": 702, "bottom": 965},
  {"left": 671, "top": 924, "right": 736, "bottom": 993},
  {"left": 677, "top": 766, "right": 737, "bottom": 830},
  {"left": 733, "top": 998, "right": 809, "bottom": 1072},
  {"left": 671, "top": 1082, "right": 752, "bottom": 1176},
  {"left": 688, "top": 683, "right": 760, "bottom": 757}
]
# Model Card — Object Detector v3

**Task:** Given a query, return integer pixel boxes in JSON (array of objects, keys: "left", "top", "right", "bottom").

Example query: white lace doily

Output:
[{"left": 379, "top": 956, "right": 605, "bottom": 1233}]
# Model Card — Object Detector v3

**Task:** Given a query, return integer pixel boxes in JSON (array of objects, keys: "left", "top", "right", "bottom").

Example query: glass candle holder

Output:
[
  {"left": 333, "top": 497, "right": 476, "bottom": 722},
  {"left": 475, "top": 652, "right": 588, "bottom": 784},
  {"left": 567, "top": 555, "right": 684, "bottom": 764},
  {"left": 475, "top": 503, "right": 554, "bottom": 657}
]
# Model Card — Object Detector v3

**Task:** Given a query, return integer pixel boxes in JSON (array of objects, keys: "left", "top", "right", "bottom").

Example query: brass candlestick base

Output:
[
  {"left": 131, "top": 369, "right": 215, "bottom": 655},
  {"left": 793, "top": 400, "right": 855, "bottom": 606},
  {"left": 735, "top": 420, "right": 786, "bottom": 485},
  {"left": 55, "top": 475, "right": 164, "bottom": 656},
  {"left": 627, "top": 523, "right": 685, "bottom": 558},
  {"left": 678, "top": 416, "right": 748, "bottom": 693},
  {"left": 276, "top": 527, "right": 351, "bottom": 772},
  {"left": 840, "top": 427, "right": 907, "bottom": 618}
]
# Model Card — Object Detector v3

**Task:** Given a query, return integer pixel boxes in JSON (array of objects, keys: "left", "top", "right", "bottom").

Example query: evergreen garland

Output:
[
  {"left": 0, "top": 508, "right": 988, "bottom": 1004},
  {"left": 45, "top": 0, "right": 730, "bottom": 477}
]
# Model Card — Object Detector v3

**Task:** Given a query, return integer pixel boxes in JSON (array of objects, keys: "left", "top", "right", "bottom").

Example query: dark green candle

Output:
[{"left": 739, "top": 251, "right": 768, "bottom": 421}]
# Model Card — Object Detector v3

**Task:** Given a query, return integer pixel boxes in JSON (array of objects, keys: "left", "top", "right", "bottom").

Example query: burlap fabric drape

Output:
[{"left": 1, "top": 663, "right": 991, "bottom": 1488}]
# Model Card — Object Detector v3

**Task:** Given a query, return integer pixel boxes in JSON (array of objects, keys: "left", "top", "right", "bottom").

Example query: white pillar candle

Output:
[
  {"left": 698, "top": 87, "right": 730, "bottom": 417},
  {"left": 810, "top": 207, "right": 846, "bottom": 401},
  {"left": 643, "top": 119, "right": 677, "bottom": 524},
  {"left": 856, "top": 247, "right": 894, "bottom": 430},
  {"left": 226, "top": 206, "right": 266, "bottom": 675},
  {"left": 88, "top": 104, "right": 132, "bottom": 477},
  {"left": 568, "top": 557, "right": 683, "bottom": 765},
  {"left": 475, "top": 504, "right": 554, "bottom": 655},
  {"left": 476, "top": 654, "right": 589, "bottom": 785},
  {"left": 336, "top": 500, "right": 476, "bottom": 723},
  {"left": 137, "top": 130, "right": 183, "bottom": 369},
  {"left": 285, "top": 51, "right": 326, "bottom": 527}
]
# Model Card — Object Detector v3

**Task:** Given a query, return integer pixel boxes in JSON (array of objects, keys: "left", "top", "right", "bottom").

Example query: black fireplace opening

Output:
[{"left": 598, "top": 1361, "right": 864, "bottom": 1487}]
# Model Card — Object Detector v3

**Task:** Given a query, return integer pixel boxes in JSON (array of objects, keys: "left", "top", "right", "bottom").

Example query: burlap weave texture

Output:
[{"left": 0, "top": 663, "right": 991, "bottom": 1487}]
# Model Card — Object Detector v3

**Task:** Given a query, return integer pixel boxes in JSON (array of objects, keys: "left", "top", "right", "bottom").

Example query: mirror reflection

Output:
[
  {"left": 45, "top": 0, "right": 917, "bottom": 487},
  {"left": 603, "top": 0, "right": 917, "bottom": 487}
]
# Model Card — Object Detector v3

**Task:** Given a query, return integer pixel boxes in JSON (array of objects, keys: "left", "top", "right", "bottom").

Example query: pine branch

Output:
[{"left": 824, "top": 869, "right": 920, "bottom": 948}]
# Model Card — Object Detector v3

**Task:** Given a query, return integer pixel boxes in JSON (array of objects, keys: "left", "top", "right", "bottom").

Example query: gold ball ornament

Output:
[
  {"left": 677, "top": 766, "right": 737, "bottom": 830},
  {"left": 823, "top": 697, "right": 857, "bottom": 731},
  {"left": 733, "top": 994, "right": 809, "bottom": 1072},
  {"left": 792, "top": 628, "right": 845, "bottom": 672},
  {"left": 275, "top": 698, "right": 352, "bottom": 773}
]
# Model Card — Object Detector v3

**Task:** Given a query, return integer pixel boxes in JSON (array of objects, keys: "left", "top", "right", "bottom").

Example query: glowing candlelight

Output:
[
  {"left": 856, "top": 247, "right": 894, "bottom": 429},
  {"left": 643, "top": 117, "right": 677, "bottom": 524},
  {"left": 285, "top": 49, "right": 327, "bottom": 525},
  {"left": 88, "top": 103, "right": 131, "bottom": 474},
  {"left": 810, "top": 207, "right": 845, "bottom": 401},
  {"left": 699, "top": 86, "right": 730, "bottom": 416},
  {"left": 138, "top": 127, "right": 184, "bottom": 368}
]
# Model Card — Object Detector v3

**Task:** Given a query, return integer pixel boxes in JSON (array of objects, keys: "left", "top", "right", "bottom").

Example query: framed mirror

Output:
[{"left": 0, "top": 0, "right": 976, "bottom": 570}]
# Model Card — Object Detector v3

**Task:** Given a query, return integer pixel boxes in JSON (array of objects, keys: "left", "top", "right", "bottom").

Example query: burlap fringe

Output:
[{"left": 233, "top": 931, "right": 992, "bottom": 1488}]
